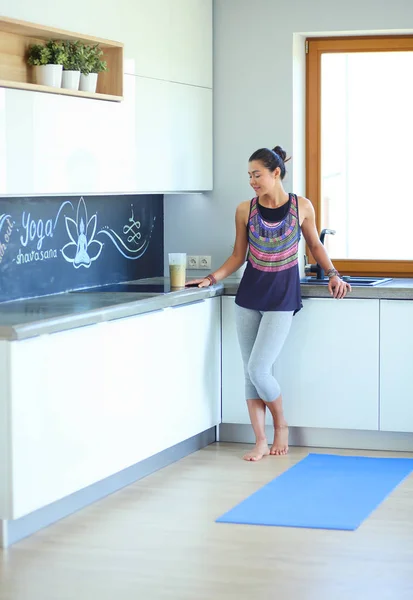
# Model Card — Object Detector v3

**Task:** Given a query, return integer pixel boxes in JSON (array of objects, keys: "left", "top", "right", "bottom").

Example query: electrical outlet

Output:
[
  {"left": 187, "top": 255, "right": 199, "bottom": 269},
  {"left": 199, "top": 255, "right": 211, "bottom": 269}
]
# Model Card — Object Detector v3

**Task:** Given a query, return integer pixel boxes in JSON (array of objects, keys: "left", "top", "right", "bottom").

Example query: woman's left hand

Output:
[{"left": 328, "top": 276, "right": 351, "bottom": 299}]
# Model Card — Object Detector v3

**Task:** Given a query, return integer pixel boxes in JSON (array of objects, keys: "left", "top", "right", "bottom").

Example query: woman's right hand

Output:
[{"left": 185, "top": 278, "right": 211, "bottom": 288}]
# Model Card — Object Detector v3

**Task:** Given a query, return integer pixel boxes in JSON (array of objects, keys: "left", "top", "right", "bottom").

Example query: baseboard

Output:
[
  {"left": 219, "top": 423, "right": 413, "bottom": 452},
  {"left": 1, "top": 427, "right": 216, "bottom": 548}
]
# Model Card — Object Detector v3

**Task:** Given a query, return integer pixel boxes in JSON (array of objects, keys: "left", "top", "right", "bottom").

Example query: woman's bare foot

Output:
[
  {"left": 243, "top": 441, "right": 270, "bottom": 462},
  {"left": 270, "top": 424, "right": 289, "bottom": 456}
]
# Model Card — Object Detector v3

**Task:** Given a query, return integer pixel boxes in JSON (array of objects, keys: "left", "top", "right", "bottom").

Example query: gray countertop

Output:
[
  {"left": 301, "top": 278, "right": 413, "bottom": 300},
  {"left": 1, "top": 277, "right": 413, "bottom": 341},
  {"left": 0, "top": 278, "right": 225, "bottom": 341},
  {"left": 225, "top": 278, "right": 413, "bottom": 299}
]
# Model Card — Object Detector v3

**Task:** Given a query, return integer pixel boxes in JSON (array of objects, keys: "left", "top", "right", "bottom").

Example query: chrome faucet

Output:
[{"left": 304, "top": 228, "right": 336, "bottom": 279}]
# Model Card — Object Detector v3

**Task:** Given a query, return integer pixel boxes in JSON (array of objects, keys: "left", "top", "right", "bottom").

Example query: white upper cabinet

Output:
[
  {"left": 0, "top": 79, "right": 137, "bottom": 196},
  {"left": 134, "top": 77, "right": 212, "bottom": 192},
  {"left": 0, "top": 1, "right": 213, "bottom": 195},
  {"left": 167, "top": 0, "right": 212, "bottom": 87},
  {"left": 121, "top": 0, "right": 213, "bottom": 88},
  {"left": 1, "top": 72, "right": 212, "bottom": 195},
  {"left": 0, "top": 0, "right": 212, "bottom": 88}
]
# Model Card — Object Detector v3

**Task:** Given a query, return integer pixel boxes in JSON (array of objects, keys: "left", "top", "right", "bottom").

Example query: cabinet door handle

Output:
[
  {"left": 170, "top": 299, "right": 206, "bottom": 310},
  {"left": 108, "top": 308, "right": 164, "bottom": 322}
]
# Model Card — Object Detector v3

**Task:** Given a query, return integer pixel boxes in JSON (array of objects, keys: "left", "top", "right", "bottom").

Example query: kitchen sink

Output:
[{"left": 301, "top": 276, "right": 393, "bottom": 287}]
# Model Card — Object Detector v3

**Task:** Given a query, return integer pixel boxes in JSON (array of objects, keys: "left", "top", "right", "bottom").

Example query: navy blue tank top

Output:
[{"left": 235, "top": 194, "right": 302, "bottom": 313}]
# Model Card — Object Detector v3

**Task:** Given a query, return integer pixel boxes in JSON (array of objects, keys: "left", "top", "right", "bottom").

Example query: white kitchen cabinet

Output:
[
  {"left": 0, "top": 341, "right": 10, "bottom": 519},
  {"left": 1, "top": 73, "right": 212, "bottom": 195},
  {"left": 222, "top": 296, "right": 380, "bottom": 431},
  {"left": 2, "top": 298, "right": 220, "bottom": 520},
  {"left": 162, "top": 297, "right": 221, "bottom": 440},
  {"left": 134, "top": 77, "right": 212, "bottom": 192},
  {"left": 0, "top": 0, "right": 212, "bottom": 88},
  {"left": 0, "top": 1, "right": 212, "bottom": 196},
  {"left": 8, "top": 310, "right": 165, "bottom": 519},
  {"left": 121, "top": 0, "right": 213, "bottom": 88},
  {"left": 1, "top": 77, "right": 138, "bottom": 197},
  {"left": 222, "top": 296, "right": 246, "bottom": 424},
  {"left": 380, "top": 300, "right": 413, "bottom": 432}
]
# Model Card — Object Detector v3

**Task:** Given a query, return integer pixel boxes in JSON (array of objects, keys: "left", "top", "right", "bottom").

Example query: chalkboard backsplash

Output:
[{"left": 0, "top": 194, "right": 164, "bottom": 303}]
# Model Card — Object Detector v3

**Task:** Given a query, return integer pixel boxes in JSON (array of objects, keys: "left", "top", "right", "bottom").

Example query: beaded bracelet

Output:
[
  {"left": 326, "top": 268, "right": 340, "bottom": 279},
  {"left": 206, "top": 274, "right": 217, "bottom": 285}
]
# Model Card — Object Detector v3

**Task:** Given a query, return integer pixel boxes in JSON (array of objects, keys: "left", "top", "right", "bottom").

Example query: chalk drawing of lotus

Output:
[{"left": 61, "top": 197, "right": 103, "bottom": 268}]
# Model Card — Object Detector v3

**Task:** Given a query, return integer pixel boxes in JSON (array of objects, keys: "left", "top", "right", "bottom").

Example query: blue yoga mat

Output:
[{"left": 216, "top": 453, "right": 413, "bottom": 531}]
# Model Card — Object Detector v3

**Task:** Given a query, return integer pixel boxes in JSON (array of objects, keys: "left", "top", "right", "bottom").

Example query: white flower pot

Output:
[
  {"left": 34, "top": 64, "right": 63, "bottom": 88},
  {"left": 79, "top": 73, "right": 98, "bottom": 93},
  {"left": 62, "top": 70, "right": 80, "bottom": 91}
]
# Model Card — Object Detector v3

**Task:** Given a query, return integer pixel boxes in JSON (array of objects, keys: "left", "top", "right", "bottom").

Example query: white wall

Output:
[{"left": 164, "top": 0, "right": 413, "bottom": 276}]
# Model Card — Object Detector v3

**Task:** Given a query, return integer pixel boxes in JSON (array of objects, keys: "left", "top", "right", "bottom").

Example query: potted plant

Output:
[
  {"left": 27, "top": 40, "right": 67, "bottom": 88},
  {"left": 78, "top": 44, "right": 107, "bottom": 93},
  {"left": 61, "top": 41, "right": 82, "bottom": 90}
]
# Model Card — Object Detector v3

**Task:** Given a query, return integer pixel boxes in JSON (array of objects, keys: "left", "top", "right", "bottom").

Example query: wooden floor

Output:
[{"left": 1, "top": 443, "right": 413, "bottom": 600}]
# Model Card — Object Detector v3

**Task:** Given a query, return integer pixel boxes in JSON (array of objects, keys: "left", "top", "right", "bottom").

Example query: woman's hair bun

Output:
[
  {"left": 248, "top": 146, "right": 290, "bottom": 179},
  {"left": 272, "top": 145, "right": 288, "bottom": 162}
]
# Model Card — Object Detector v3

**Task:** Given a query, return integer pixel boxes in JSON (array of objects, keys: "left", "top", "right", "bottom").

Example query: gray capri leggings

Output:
[{"left": 235, "top": 304, "right": 293, "bottom": 403}]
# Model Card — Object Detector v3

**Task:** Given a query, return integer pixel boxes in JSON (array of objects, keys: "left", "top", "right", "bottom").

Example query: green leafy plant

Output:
[
  {"left": 62, "top": 41, "right": 82, "bottom": 71},
  {"left": 27, "top": 44, "right": 51, "bottom": 66},
  {"left": 78, "top": 44, "right": 108, "bottom": 75},
  {"left": 46, "top": 40, "right": 66, "bottom": 65},
  {"left": 27, "top": 40, "right": 67, "bottom": 66}
]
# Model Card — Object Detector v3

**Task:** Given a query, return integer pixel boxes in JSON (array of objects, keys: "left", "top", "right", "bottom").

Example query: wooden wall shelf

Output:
[{"left": 0, "top": 16, "right": 123, "bottom": 101}]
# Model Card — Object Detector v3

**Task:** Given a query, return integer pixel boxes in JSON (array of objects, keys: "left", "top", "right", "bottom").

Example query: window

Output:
[{"left": 306, "top": 37, "right": 413, "bottom": 276}]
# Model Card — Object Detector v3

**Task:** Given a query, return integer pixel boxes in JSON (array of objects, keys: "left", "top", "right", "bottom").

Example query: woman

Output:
[{"left": 188, "top": 146, "right": 351, "bottom": 461}]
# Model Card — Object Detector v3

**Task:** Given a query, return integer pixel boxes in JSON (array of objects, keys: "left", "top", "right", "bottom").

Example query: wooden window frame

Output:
[{"left": 306, "top": 36, "right": 413, "bottom": 277}]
